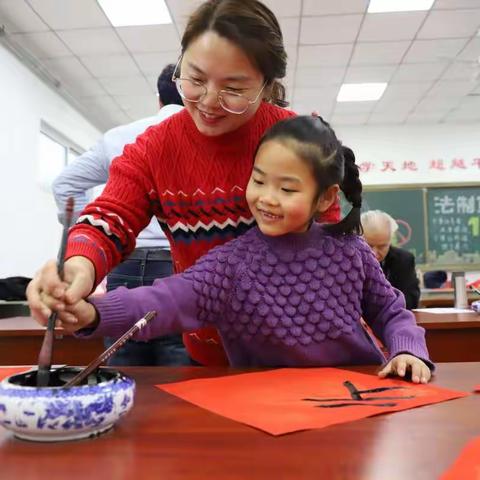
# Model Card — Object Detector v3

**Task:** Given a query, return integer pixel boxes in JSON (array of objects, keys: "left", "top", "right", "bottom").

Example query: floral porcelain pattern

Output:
[{"left": 0, "top": 368, "right": 135, "bottom": 442}]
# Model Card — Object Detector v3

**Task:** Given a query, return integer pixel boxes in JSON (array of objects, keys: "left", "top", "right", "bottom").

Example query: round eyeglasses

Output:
[{"left": 172, "top": 58, "right": 266, "bottom": 115}]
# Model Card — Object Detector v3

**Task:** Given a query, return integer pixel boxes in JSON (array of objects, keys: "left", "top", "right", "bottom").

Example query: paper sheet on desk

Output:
[
  {"left": 413, "top": 308, "right": 475, "bottom": 314},
  {"left": 157, "top": 368, "right": 468, "bottom": 435},
  {"left": 440, "top": 436, "right": 480, "bottom": 480}
]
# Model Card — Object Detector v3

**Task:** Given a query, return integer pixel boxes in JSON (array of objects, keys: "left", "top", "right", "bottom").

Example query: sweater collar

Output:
[{"left": 256, "top": 222, "right": 327, "bottom": 252}]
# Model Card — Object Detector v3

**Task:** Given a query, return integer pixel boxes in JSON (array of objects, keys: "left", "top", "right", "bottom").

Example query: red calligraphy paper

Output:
[
  {"left": 0, "top": 367, "right": 29, "bottom": 382},
  {"left": 440, "top": 437, "right": 480, "bottom": 480},
  {"left": 157, "top": 368, "right": 468, "bottom": 435}
]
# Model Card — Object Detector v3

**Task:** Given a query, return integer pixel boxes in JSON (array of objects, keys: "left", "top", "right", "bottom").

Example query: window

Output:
[{"left": 37, "top": 121, "right": 84, "bottom": 191}]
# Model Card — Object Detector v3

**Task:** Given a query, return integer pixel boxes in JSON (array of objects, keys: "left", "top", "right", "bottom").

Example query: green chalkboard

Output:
[
  {"left": 339, "top": 185, "right": 479, "bottom": 267},
  {"left": 426, "top": 187, "right": 480, "bottom": 265}
]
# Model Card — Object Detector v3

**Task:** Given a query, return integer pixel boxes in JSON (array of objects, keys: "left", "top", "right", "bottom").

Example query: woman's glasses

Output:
[{"left": 172, "top": 57, "right": 266, "bottom": 115}]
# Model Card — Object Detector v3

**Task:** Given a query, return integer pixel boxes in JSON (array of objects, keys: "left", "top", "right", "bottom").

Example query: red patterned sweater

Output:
[{"left": 67, "top": 102, "right": 340, "bottom": 365}]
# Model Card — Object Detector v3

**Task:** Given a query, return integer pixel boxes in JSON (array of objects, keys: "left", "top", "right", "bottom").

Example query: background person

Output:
[{"left": 361, "top": 210, "right": 420, "bottom": 310}]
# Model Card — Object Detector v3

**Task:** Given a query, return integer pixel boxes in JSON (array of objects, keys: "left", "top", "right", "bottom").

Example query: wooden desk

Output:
[
  {"left": 419, "top": 289, "right": 479, "bottom": 308},
  {"left": 0, "top": 317, "right": 104, "bottom": 365},
  {"left": 414, "top": 310, "right": 480, "bottom": 362},
  {"left": 0, "top": 364, "right": 478, "bottom": 480}
]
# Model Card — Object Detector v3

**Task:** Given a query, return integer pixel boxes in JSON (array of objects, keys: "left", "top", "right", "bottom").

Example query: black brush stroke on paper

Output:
[{"left": 302, "top": 380, "right": 415, "bottom": 408}]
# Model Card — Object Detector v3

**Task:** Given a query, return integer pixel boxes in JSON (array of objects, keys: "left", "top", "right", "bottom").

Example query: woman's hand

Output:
[
  {"left": 378, "top": 354, "right": 432, "bottom": 384},
  {"left": 27, "top": 256, "right": 95, "bottom": 326},
  {"left": 60, "top": 298, "right": 99, "bottom": 333},
  {"left": 30, "top": 292, "right": 99, "bottom": 334}
]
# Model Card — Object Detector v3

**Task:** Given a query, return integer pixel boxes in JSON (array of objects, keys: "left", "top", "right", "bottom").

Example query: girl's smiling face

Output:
[
  {"left": 180, "top": 31, "right": 266, "bottom": 137},
  {"left": 247, "top": 140, "right": 334, "bottom": 236}
]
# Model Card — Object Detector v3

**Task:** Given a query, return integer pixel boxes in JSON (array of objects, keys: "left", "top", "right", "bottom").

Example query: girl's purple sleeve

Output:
[
  {"left": 76, "top": 243, "right": 236, "bottom": 341},
  {"left": 359, "top": 242, "right": 433, "bottom": 369}
]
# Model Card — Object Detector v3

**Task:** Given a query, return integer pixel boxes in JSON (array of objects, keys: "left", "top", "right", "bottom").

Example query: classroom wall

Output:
[
  {"left": 1, "top": 39, "right": 478, "bottom": 278},
  {"left": 336, "top": 123, "right": 480, "bottom": 186},
  {"left": 0, "top": 44, "right": 100, "bottom": 278}
]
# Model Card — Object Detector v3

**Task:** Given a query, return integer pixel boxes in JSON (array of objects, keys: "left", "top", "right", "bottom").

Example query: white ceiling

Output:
[{"left": 0, "top": 0, "right": 479, "bottom": 131}]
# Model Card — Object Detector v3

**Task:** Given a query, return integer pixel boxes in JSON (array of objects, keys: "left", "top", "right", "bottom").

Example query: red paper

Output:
[
  {"left": 0, "top": 367, "right": 29, "bottom": 382},
  {"left": 440, "top": 437, "right": 480, "bottom": 480},
  {"left": 157, "top": 368, "right": 468, "bottom": 435},
  {"left": 475, "top": 385, "right": 480, "bottom": 392}
]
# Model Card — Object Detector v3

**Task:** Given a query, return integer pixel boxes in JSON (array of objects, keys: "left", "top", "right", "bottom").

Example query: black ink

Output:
[{"left": 302, "top": 380, "right": 415, "bottom": 408}]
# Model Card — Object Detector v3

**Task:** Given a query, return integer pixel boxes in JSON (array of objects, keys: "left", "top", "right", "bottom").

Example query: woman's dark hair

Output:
[
  {"left": 181, "top": 0, "right": 288, "bottom": 107},
  {"left": 256, "top": 115, "right": 363, "bottom": 236}
]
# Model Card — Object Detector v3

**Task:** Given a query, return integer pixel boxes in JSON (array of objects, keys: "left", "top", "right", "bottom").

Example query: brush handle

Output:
[
  {"left": 63, "top": 311, "right": 156, "bottom": 388},
  {"left": 36, "top": 197, "right": 75, "bottom": 387},
  {"left": 36, "top": 313, "right": 58, "bottom": 386},
  {"left": 57, "top": 197, "right": 74, "bottom": 278},
  {"left": 470, "top": 286, "right": 480, "bottom": 296}
]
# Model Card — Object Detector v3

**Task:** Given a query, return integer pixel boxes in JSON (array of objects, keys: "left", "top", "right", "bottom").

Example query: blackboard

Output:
[
  {"left": 339, "top": 184, "right": 480, "bottom": 267},
  {"left": 426, "top": 187, "right": 480, "bottom": 265}
]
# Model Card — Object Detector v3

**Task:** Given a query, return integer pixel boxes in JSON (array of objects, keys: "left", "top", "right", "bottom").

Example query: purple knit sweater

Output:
[{"left": 85, "top": 223, "right": 432, "bottom": 368}]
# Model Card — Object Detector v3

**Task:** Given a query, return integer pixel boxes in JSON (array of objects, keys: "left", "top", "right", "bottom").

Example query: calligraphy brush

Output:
[
  {"left": 36, "top": 197, "right": 74, "bottom": 387},
  {"left": 63, "top": 310, "right": 156, "bottom": 388},
  {"left": 470, "top": 286, "right": 480, "bottom": 296}
]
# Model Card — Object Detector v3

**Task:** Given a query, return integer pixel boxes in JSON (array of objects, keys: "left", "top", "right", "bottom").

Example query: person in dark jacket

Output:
[{"left": 361, "top": 210, "right": 420, "bottom": 310}]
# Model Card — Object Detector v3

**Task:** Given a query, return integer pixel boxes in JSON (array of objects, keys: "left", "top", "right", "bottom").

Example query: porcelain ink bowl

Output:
[{"left": 0, "top": 367, "right": 135, "bottom": 442}]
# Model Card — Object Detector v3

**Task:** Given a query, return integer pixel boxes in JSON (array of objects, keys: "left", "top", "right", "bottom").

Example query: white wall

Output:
[
  {"left": 0, "top": 44, "right": 101, "bottom": 278},
  {"left": 1, "top": 38, "right": 478, "bottom": 277},
  {"left": 336, "top": 123, "right": 480, "bottom": 186}
]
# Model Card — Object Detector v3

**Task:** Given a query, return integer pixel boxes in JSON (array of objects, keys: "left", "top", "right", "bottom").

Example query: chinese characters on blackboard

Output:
[{"left": 428, "top": 188, "right": 480, "bottom": 264}]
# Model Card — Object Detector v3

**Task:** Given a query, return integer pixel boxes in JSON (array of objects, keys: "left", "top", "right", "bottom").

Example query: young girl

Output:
[
  {"left": 57, "top": 116, "right": 433, "bottom": 383},
  {"left": 27, "top": 0, "right": 339, "bottom": 366}
]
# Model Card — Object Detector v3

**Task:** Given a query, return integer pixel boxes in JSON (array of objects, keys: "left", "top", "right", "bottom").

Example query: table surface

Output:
[
  {"left": 0, "top": 316, "right": 70, "bottom": 336},
  {"left": 414, "top": 310, "right": 480, "bottom": 328},
  {"left": 419, "top": 288, "right": 479, "bottom": 308},
  {"left": 3, "top": 312, "right": 480, "bottom": 335},
  {"left": 0, "top": 317, "right": 104, "bottom": 366},
  {"left": 0, "top": 363, "right": 478, "bottom": 480}
]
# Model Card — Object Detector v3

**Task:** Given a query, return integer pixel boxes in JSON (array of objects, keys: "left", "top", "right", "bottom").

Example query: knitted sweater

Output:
[
  {"left": 86, "top": 224, "right": 432, "bottom": 369},
  {"left": 66, "top": 102, "right": 340, "bottom": 365}
]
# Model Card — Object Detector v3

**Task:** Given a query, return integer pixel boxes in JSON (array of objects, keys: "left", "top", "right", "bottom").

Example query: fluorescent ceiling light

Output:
[
  {"left": 98, "top": 0, "right": 172, "bottom": 27},
  {"left": 337, "top": 83, "right": 387, "bottom": 102},
  {"left": 368, "top": 0, "right": 435, "bottom": 13}
]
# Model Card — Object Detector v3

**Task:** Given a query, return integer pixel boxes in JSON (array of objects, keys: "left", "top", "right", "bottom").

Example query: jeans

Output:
[{"left": 104, "top": 247, "right": 192, "bottom": 366}]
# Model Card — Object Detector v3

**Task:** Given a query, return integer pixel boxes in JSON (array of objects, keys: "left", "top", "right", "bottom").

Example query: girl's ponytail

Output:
[{"left": 324, "top": 146, "right": 363, "bottom": 236}]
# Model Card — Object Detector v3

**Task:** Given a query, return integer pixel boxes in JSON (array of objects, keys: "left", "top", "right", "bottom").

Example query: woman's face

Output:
[{"left": 180, "top": 31, "right": 266, "bottom": 137}]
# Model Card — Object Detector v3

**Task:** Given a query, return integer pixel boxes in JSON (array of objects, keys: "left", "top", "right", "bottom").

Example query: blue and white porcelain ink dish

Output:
[
  {"left": 0, "top": 367, "right": 135, "bottom": 442},
  {"left": 472, "top": 300, "right": 480, "bottom": 314}
]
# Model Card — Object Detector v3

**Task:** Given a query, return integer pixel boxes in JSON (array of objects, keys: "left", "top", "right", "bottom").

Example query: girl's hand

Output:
[
  {"left": 378, "top": 354, "right": 431, "bottom": 384},
  {"left": 27, "top": 256, "right": 95, "bottom": 326}
]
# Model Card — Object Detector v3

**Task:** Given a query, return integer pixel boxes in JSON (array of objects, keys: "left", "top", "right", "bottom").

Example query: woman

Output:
[{"left": 27, "top": 0, "right": 339, "bottom": 365}]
